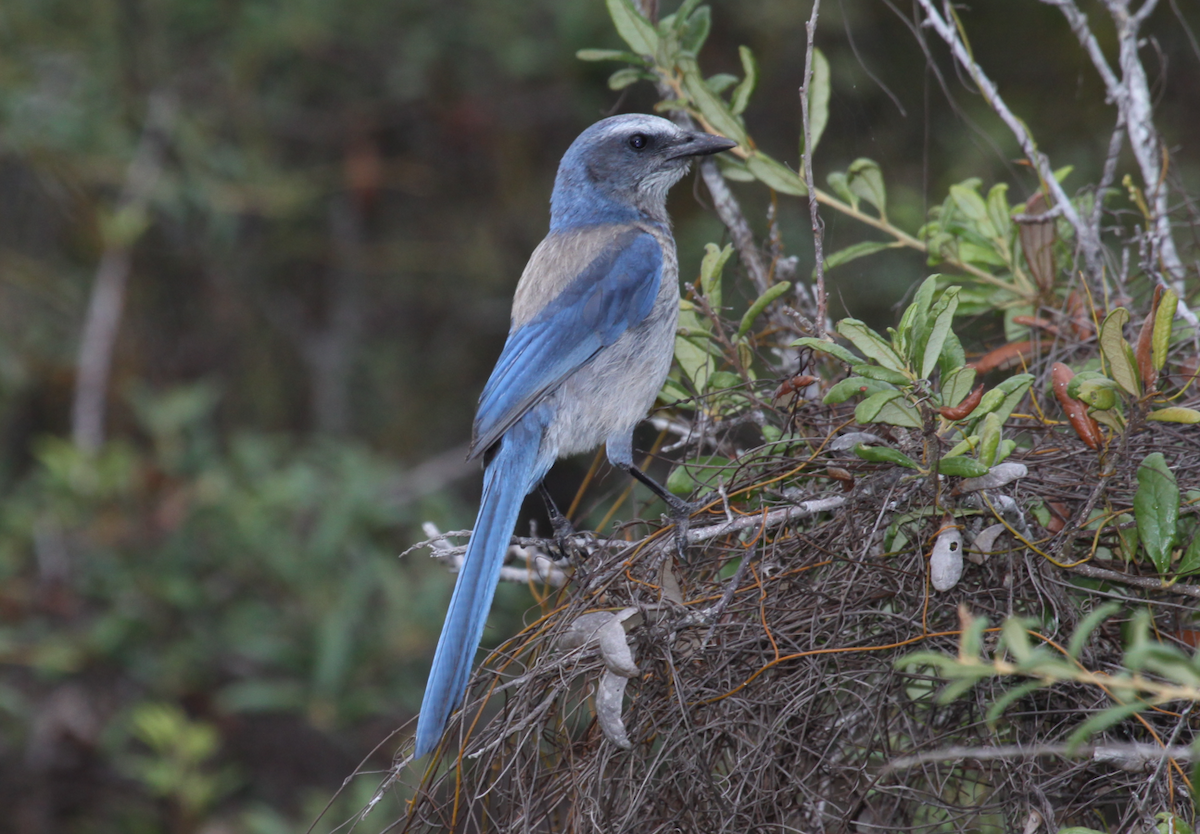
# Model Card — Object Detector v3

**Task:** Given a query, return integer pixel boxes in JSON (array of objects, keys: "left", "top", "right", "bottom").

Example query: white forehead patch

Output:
[{"left": 594, "top": 113, "right": 684, "bottom": 142}]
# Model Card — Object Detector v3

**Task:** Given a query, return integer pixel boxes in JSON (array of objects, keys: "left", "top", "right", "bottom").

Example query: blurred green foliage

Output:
[{"left": 0, "top": 0, "right": 1197, "bottom": 829}]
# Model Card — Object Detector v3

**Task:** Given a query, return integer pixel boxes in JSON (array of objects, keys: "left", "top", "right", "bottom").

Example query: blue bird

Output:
[{"left": 414, "top": 114, "right": 736, "bottom": 759}]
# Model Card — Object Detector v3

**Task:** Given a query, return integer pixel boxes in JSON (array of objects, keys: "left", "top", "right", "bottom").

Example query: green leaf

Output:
[
  {"left": 679, "top": 4, "right": 711, "bottom": 54},
  {"left": 836, "top": 319, "right": 905, "bottom": 372},
  {"left": 819, "top": 240, "right": 894, "bottom": 274},
  {"left": 737, "top": 281, "right": 791, "bottom": 338},
  {"left": 985, "top": 679, "right": 1046, "bottom": 726},
  {"left": 792, "top": 336, "right": 860, "bottom": 366},
  {"left": 679, "top": 56, "right": 748, "bottom": 145},
  {"left": 949, "top": 183, "right": 996, "bottom": 238},
  {"left": 851, "top": 364, "right": 910, "bottom": 385},
  {"left": 855, "top": 389, "right": 905, "bottom": 424},
  {"left": 978, "top": 411, "right": 1002, "bottom": 467},
  {"left": 1066, "top": 701, "right": 1149, "bottom": 751},
  {"left": 853, "top": 444, "right": 919, "bottom": 470},
  {"left": 822, "top": 376, "right": 893, "bottom": 404},
  {"left": 704, "top": 74, "right": 738, "bottom": 94},
  {"left": 1067, "top": 373, "right": 1121, "bottom": 411},
  {"left": 938, "top": 328, "right": 965, "bottom": 377},
  {"left": 1068, "top": 602, "right": 1122, "bottom": 659},
  {"left": 920, "top": 287, "right": 960, "bottom": 380},
  {"left": 1152, "top": 288, "right": 1177, "bottom": 372},
  {"left": 979, "top": 373, "right": 1034, "bottom": 427},
  {"left": 667, "top": 455, "right": 730, "bottom": 496},
  {"left": 846, "top": 158, "right": 886, "bottom": 217},
  {"left": 606, "top": 0, "right": 659, "bottom": 56},
  {"left": 1178, "top": 530, "right": 1200, "bottom": 576},
  {"left": 576, "top": 48, "right": 644, "bottom": 62},
  {"left": 942, "top": 367, "right": 977, "bottom": 408},
  {"left": 716, "top": 155, "right": 755, "bottom": 181},
  {"left": 826, "top": 170, "right": 856, "bottom": 208},
  {"left": 699, "top": 242, "right": 733, "bottom": 309},
  {"left": 1099, "top": 308, "right": 1140, "bottom": 396},
  {"left": 608, "top": 67, "right": 643, "bottom": 90},
  {"left": 675, "top": 333, "right": 714, "bottom": 391},
  {"left": 730, "top": 46, "right": 758, "bottom": 116},
  {"left": 745, "top": 152, "right": 806, "bottom": 195},
  {"left": 1135, "top": 452, "right": 1179, "bottom": 575},
  {"left": 803, "top": 47, "right": 830, "bottom": 154},
  {"left": 944, "top": 435, "right": 979, "bottom": 459},
  {"left": 901, "top": 275, "right": 940, "bottom": 358},
  {"left": 874, "top": 398, "right": 923, "bottom": 429},
  {"left": 1146, "top": 407, "right": 1200, "bottom": 424},
  {"left": 985, "top": 183, "right": 1012, "bottom": 244},
  {"left": 937, "top": 456, "right": 991, "bottom": 478}
]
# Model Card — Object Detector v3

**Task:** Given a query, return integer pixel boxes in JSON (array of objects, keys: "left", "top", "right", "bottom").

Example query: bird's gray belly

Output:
[{"left": 541, "top": 279, "right": 679, "bottom": 461}]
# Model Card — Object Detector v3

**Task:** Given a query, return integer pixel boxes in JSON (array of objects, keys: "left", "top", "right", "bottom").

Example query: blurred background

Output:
[{"left": 0, "top": 0, "right": 1197, "bottom": 830}]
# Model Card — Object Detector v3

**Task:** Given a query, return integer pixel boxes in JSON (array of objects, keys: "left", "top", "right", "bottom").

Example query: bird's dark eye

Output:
[{"left": 628, "top": 133, "right": 648, "bottom": 150}]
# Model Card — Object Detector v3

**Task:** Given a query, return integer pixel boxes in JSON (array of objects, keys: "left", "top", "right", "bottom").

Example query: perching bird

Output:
[{"left": 414, "top": 114, "right": 736, "bottom": 759}]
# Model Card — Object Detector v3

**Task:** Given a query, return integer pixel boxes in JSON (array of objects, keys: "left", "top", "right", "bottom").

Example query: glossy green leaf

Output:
[
  {"left": 1153, "top": 288, "right": 1177, "bottom": 372},
  {"left": 792, "top": 336, "right": 860, "bottom": 366},
  {"left": 1135, "top": 452, "right": 1179, "bottom": 575},
  {"left": 746, "top": 152, "right": 806, "bottom": 195},
  {"left": 936, "top": 456, "right": 991, "bottom": 478},
  {"left": 846, "top": 158, "right": 886, "bottom": 217},
  {"left": 737, "top": 281, "right": 791, "bottom": 338},
  {"left": 853, "top": 444, "right": 919, "bottom": 470},
  {"left": 836, "top": 318, "right": 905, "bottom": 372},
  {"left": 606, "top": 0, "right": 659, "bottom": 56},
  {"left": 1146, "top": 406, "right": 1200, "bottom": 424},
  {"left": 730, "top": 46, "right": 758, "bottom": 115},
  {"left": 822, "top": 376, "right": 894, "bottom": 404},
  {"left": 1099, "top": 307, "right": 1140, "bottom": 396},
  {"left": 803, "top": 47, "right": 830, "bottom": 154}
]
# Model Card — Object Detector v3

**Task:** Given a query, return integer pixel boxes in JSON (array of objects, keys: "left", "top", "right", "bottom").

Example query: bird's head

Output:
[{"left": 550, "top": 114, "right": 737, "bottom": 230}]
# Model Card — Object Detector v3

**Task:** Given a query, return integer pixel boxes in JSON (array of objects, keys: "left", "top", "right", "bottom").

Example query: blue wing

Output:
[{"left": 470, "top": 228, "right": 663, "bottom": 459}]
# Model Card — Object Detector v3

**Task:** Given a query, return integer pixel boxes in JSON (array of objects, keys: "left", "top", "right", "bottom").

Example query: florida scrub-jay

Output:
[{"left": 414, "top": 114, "right": 736, "bottom": 758}]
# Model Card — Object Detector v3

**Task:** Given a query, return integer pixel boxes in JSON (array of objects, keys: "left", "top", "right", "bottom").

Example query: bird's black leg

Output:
[
  {"left": 622, "top": 464, "right": 695, "bottom": 558},
  {"left": 537, "top": 482, "right": 576, "bottom": 559}
]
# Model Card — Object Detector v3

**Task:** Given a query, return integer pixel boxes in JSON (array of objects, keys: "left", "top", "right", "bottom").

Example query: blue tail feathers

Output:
[{"left": 413, "top": 417, "right": 550, "bottom": 759}]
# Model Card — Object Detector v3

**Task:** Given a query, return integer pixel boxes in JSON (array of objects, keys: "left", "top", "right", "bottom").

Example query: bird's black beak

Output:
[{"left": 667, "top": 132, "right": 739, "bottom": 160}]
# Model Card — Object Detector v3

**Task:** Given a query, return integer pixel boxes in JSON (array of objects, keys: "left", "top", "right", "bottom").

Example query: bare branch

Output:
[
  {"left": 71, "top": 91, "right": 178, "bottom": 453},
  {"left": 914, "top": 0, "right": 1105, "bottom": 278}
]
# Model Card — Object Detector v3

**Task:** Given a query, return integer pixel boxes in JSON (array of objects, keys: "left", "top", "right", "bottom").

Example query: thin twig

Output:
[{"left": 799, "top": 0, "right": 827, "bottom": 338}]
